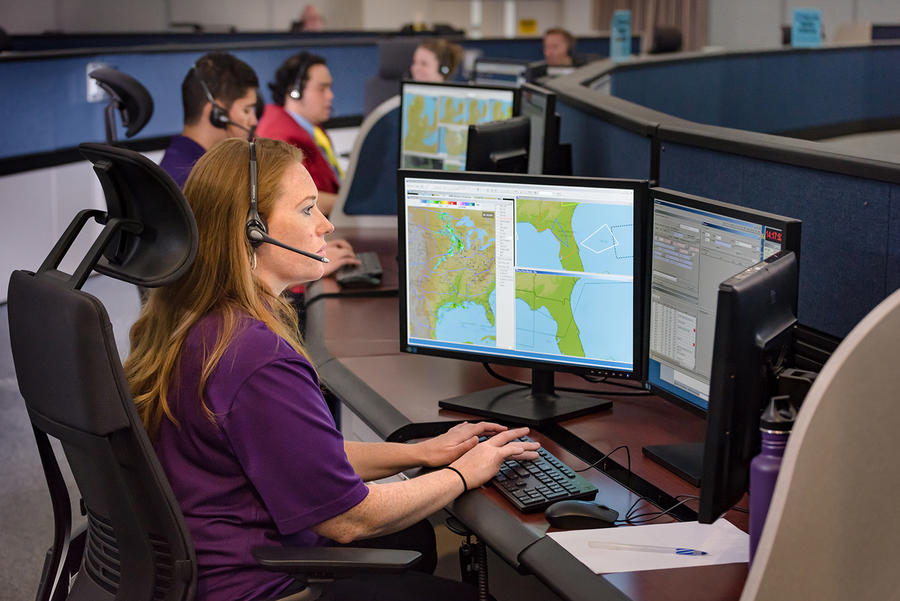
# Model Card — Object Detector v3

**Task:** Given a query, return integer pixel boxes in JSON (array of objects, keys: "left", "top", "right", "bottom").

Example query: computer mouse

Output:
[{"left": 544, "top": 500, "right": 620, "bottom": 530}]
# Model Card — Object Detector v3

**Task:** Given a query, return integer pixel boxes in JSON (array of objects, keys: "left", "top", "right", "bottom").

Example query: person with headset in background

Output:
[
  {"left": 160, "top": 52, "right": 259, "bottom": 189},
  {"left": 409, "top": 38, "right": 464, "bottom": 82},
  {"left": 542, "top": 27, "right": 576, "bottom": 66},
  {"left": 162, "top": 52, "right": 356, "bottom": 277},
  {"left": 256, "top": 52, "right": 342, "bottom": 217},
  {"left": 125, "top": 136, "right": 540, "bottom": 601}
]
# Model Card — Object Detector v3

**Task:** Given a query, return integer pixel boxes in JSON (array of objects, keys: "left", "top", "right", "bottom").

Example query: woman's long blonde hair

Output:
[{"left": 124, "top": 137, "right": 309, "bottom": 438}]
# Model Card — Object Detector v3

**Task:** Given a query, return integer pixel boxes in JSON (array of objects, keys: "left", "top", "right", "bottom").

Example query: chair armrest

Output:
[{"left": 252, "top": 546, "right": 421, "bottom": 577}]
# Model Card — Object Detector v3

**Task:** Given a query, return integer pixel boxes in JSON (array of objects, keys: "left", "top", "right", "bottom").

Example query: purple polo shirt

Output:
[
  {"left": 154, "top": 312, "right": 369, "bottom": 601},
  {"left": 159, "top": 134, "right": 206, "bottom": 188}
]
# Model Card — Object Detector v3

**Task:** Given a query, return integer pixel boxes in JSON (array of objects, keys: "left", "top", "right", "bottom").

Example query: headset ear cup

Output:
[{"left": 209, "top": 103, "right": 229, "bottom": 129}]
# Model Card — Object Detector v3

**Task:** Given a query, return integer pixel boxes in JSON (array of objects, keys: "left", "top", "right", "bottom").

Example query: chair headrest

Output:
[
  {"left": 76, "top": 143, "right": 197, "bottom": 287},
  {"left": 377, "top": 38, "right": 420, "bottom": 79},
  {"left": 89, "top": 67, "right": 154, "bottom": 138}
]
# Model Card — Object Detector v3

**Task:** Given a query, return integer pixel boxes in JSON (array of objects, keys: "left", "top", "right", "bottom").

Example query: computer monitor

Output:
[
  {"left": 472, "top": 58, "right": 547, "bottom": 88},
  {"left": 398, "top": 169, "right": 647, "bottom": 427},
  {"left": 642, "top": 188, "right": 801, "bottom": 485},
  {"left": 464, "top": 116, "right": 530, "bottom": 173},
  {"left": 699, "top": 250, "right": 799, "bottom": 523},
  {"left": 519, "top": 83, "right": 559, "bottom": 175},
  {"left": 400, "top": 81, "right": 519, "bottom": 172}
]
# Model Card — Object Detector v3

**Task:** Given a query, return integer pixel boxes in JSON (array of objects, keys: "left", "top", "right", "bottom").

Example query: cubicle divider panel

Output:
[
  {"left": 556, "top": 100, "right": 653, "bottom": 181},
  {"left": 0, "top": 42, "right": 379, "bottom": 161},
  {"left": 461, "top": 36, "right": 639, "bottom": 62},
  {"left": 890, "top": 187, "right": 900, "bottom": 295},
  {"left": 658, "top": 141, "right": 895, "bottom": 338},
  {"left": 609, "top": 45, "right": 900, "bottom": 137}
]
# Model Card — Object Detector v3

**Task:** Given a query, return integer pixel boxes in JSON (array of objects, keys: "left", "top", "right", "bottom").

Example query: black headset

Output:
[
  {"left": 288, "top": 52, "right": 315, "bottom": 100},
  {"left": 244, "top": 141, "right": 329, "bottom": 263},
  {"left": 192, "top": 62, "right": 231, "bottom": 129},
  {"left": 245, "top": 141, "right": 267, "bottom": 247}
]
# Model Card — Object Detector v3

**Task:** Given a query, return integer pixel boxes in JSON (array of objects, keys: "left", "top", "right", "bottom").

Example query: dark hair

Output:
[
  {"left": 182, "top": 52, "right": 259, "bottom": 125},
  {"left": 268, "top": 51, "right": 327, "bottom": 106},
  {"left": 544, "top": 27, "right": 576, "bottom": 55},
  {"left": 417, "top": 38, "right": 464, "bottom": 80}
]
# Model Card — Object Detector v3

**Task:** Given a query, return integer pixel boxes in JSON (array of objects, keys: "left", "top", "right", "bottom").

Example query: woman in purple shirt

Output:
[{"left": 124, "top": 137, "right": 539, "bottom": 601}]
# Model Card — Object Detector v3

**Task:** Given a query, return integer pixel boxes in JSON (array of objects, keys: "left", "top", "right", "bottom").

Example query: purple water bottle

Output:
[{"left": 749, "top": 394, "right": 796, "bottom": 563}]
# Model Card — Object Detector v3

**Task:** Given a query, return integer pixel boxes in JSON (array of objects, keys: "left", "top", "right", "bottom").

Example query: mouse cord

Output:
[{"left": 622, "top": 495, "right": 697, "bottom": 525}]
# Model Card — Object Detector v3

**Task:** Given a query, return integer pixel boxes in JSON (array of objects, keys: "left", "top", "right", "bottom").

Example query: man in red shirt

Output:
[{"left": 257, "top": 52, "right": 342, "bottom": 216}]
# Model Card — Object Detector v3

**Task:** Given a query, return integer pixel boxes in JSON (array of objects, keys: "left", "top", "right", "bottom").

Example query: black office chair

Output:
[
  {"left": 363, "top": 37, "right": 418, "bottom": 115},
  {"left": 7, "top": 143, "right": 419, "bottom": 601},
  {"left": 88, "top": 67, "right": 154, "bottom": 145}
]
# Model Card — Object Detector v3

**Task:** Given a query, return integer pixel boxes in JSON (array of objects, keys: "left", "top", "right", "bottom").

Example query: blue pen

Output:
[{"left": 588, "top": 541, "right": 708, "bottom": 556}]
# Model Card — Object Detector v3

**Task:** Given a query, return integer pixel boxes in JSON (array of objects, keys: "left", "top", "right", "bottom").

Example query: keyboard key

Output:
[{"left": 487, "top": 435, "right": 598, "bottom": 514}]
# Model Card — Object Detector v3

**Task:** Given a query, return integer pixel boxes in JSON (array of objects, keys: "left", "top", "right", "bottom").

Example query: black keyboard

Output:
[
  {"left": 489, "top": 436, "right": 598, "bottom": 513},
  {"left": 336, "top": 251, "right": 383, "bottom": 288}
]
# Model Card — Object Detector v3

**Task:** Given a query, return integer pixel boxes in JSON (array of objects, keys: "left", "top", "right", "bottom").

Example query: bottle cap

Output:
[{"left": 761, "top": 395, "right": 796, "bottom": 431}]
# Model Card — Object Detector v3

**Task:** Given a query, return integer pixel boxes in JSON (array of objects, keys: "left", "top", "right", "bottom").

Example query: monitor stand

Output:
[
  {"left": 642, "top": 442, "right": 703, "bottom": 487},
  {"left": 438, "top": 368, "right": 612, "bottom": 428}
]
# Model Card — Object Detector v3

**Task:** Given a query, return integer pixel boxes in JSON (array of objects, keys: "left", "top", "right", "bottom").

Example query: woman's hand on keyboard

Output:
[
  {"left": 450, "top": 427, "right": 541, "bottom": 490},
  {"left": 418, "top": 421, "right": 508, "bottom": 467}
]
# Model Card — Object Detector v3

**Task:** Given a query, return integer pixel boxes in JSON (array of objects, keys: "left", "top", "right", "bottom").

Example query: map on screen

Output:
[
  {"left": 403, "top": 176, "right": 637, "bottom": 372},
  {"left": 401, "top": 83, "right": 514, "bottom": 171}
]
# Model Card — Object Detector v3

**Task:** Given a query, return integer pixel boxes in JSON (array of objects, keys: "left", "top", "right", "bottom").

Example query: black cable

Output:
[
  {"left": 482, "top": 363, "right": 528, "bottom": 387},
  {"left": 573, "top": 444, "right": 631, "bottom": 476},
  {"left": 624, "top": 496, "right": 696, "bottom": 524}
]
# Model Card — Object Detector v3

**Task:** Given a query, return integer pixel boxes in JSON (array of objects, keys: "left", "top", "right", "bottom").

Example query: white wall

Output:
[
  {"left": 708, "top": 0, "right": 900, "bottom": 50},
  {"left": 0, "top": 0, "right": 580, "bottom": 35}
]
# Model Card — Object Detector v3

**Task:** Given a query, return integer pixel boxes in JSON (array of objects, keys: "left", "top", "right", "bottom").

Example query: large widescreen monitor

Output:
[
  {"left": 400, "top": 81, "right": 519, "bottom": 172},
  {"left": 642, "top": 188, "right": 801, "bottom": 484},
  {"left": 398, "top": 169, "right": 647, "bottom": 426}
]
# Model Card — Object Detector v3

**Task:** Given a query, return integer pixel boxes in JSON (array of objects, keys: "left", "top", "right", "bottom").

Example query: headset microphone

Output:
[
  {"left": 247, "top": 227, "right": 329, "bottom": 263},
  {"left": 246, "top": 141, "right": 329, "bottom": 264}
]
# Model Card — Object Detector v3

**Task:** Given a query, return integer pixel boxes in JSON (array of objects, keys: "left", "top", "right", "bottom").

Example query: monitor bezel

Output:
[
  {"left": 643, "top": 187, "right": 803, "bottom": 415},
  {"left": 399, "top": 79, "right": 522, "bottom": 173},
  {"left": 519, "top": 82, "right": 558, "bottom": 175},
  {"left": 397, "top": 168, "right": 648, "bottom": 382}
]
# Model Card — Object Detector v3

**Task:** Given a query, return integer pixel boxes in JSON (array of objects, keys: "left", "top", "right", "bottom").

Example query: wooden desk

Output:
[{"left": 308, "top": 228, "right": 748, "bottom": 601}]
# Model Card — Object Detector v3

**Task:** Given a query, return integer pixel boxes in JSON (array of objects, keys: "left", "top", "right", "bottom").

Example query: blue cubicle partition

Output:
[
  {"left": 605, "top": 44, "right": 900, "bottom": 137},
  {"left": 0, "top": 33, "right": 625, "bottom": 170},
  {"left": 656, "top": 127, "right": 900, "bottom": 337},
  {"left": 0, "top": 42, "right": 380, "bottom": 162},
  {"left": 542, "top": 47, "right": 900, "bottom": 339}
]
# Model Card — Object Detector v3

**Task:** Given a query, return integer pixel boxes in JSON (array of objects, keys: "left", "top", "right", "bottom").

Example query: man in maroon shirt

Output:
[{"left": 256, "top": 52, "right": 342, "bottom": 216}]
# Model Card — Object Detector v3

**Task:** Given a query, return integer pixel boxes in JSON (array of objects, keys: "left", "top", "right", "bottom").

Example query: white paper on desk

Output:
[{"left": 547, "top": 518, "right": 748, "bottom": 574}]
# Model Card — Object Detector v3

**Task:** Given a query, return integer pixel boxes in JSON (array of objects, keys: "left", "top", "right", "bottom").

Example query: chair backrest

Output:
[
  {"left": 364, "top": 38, "right": 418, "bottom": 115},
  {"left": 7, "top": 143, "right": 198, "bottom": 601},
  {"left": 329, "top": 95, "right": 400, "bottom": 230},
  {"left": 740, "top": 287, "right": 900, "bottom": 601}
]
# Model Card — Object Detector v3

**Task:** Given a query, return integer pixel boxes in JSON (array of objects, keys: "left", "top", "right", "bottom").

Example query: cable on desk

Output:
[
  {"left": 573, "top": 444, "right": 631, "bottom": 478},
  {"left": 481, "top": 363, "right": 652, "bottom": 397},
  {"left": 621, "top": 495, "right": 697, "bottom": 525}
]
